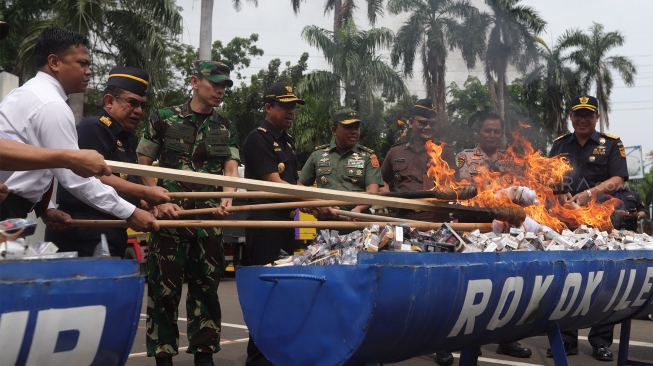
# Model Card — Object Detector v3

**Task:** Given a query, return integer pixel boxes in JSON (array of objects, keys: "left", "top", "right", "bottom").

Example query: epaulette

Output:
[
  {"left": 99, "top": 115, "right": 112, "bottom": 127},
  {"left": 604, "top": 133, "right": 619, "bottom": 139},
  {"left": 287, "top": 133, "right": 294, "bottom": 140},
  {"left": 553, "top": 133, "right": 570, "bottom": 142},
  {"left": 257, "top": 127, "right": 267, "bottom": 133},
  {"left": 360, "top": 145, "right": 374, "bottom": 153},
  {"left": 314, "top": 144, "right": 329, "bottom": 151}
]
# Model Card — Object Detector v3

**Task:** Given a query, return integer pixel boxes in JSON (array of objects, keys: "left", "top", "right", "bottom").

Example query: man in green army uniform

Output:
[
  {"left": 136, "top": 61, "right": 240, "bottom": 366},
  {"left": 298, "top": 108, "right": 383, "bottom": 217}
]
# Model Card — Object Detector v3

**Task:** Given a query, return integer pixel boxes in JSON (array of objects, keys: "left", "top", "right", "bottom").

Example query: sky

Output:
[{"left": 175, "top": 0, "right": 653, "bottom": 175}]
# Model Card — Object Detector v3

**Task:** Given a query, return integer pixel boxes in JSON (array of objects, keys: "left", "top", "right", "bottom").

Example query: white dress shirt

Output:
[
  {"left": 0, "top": 130, "right": 16, "bottom": 183},
  {"left": 0, "top": 72, "right": 135, "bottom": 219}
]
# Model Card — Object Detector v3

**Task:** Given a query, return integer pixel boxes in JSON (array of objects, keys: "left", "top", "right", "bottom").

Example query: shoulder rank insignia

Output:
[
  {"left": 605, "top": 133, "right": 619, "bottom": 139},
  {"left": 360, "top": 145, "right": 374, "bottom": 153},
  {"left": 315, "top": 144, "right": 329, "bottom": 151},
  {"left": 99, "top": 116, "right": 112, "bottom": 127},
  {"left": 553, "top": 133, "right": 570, "bottom": 142},
  {"left": 287, "top": 133, "right": 294, "bottom": 139},
  {"left": 257, "top": 127, "right": 267, "bottom": 133}
]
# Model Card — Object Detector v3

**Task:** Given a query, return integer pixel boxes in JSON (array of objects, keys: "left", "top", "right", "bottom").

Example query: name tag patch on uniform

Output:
[
  {"left": 347, "top": 159, "right": 365, "bottom": 168},
  {"left": 394, "top": 158, "right": 406, "bottom": 162},
  {"left": 166, "top": 124, "right": 196, "bottom": 142},
  {"left": 318, "top": 162, "right": 330, "bottom": 167},
  {"left": 205, "top": 129, "right": 229, "bottom": 145}
]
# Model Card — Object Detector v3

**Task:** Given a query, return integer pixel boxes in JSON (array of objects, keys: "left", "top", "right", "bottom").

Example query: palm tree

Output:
[
  {"left": 522, "top": 35, "right": 580, "bottom": 136},
  {"left": 299, "top": 19, "right": 409, "bottom": 112},
  {"left": 562, "top": 23, "right": 637, "bottom": 133},
  {"left": 200, "top": 0, "right": 258, "bottom": 59},
  {"left": 288, "top": 95, "right": 340, "bottom": 159},
  {"left": 484, "top": 0, "right": 546, "bottom": 124},
  {"left": 388, "top": 0, "right": 487, "bottom": 125},
  {"left": 289, "top": 0, "right": 385, "bottom": 33},
  {"left": 17, "top": 0, "right": 183, "bottom": 121}
]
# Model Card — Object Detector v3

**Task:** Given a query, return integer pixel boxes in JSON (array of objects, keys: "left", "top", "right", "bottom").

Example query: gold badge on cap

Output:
[
  {"left": 580, "top": 96, "right": 589, "bottom": 104},
  {"left": 278, "top": 162, "right": 285, "bottom": 174},
  {"left": 285, "top": 85, "right": 293, "bottom": 93},
  {"left": 589, "top": 156, "right": 596, "bottom": 162},
  {"left": 599, "top": 137, "right": 606, "bottom": 145}
]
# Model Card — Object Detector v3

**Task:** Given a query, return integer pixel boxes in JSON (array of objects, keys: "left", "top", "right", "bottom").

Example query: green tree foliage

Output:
[
  {"left": 521, "top": 36, "right": 581, "bottom": 137},
  {"left": 388, "top": 0, "right": 488, "bottom": 125},
  {"left": 211, "top": 34, "right": 264, "bottom": 80},
  {"left": 561, "top": 23, "right": 637, "bottom": 132},
  {"left": 377, "top": 95, "right": 418, "bottom": 162},
  {"left": 299, "top": 19, "right": 409, "bottom": 117},
  {"left": 484, "top": 0, "right": 546, "bottom": 127},
  {"left": 445, "top": 76, "right": 493, "bottom": 149}
]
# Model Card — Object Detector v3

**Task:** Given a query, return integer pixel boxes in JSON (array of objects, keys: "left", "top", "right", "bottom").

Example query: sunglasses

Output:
[
  {"left": 114, "top": 95, "right": 150, "bottom": 110},
  {"left": 571, "top": 112, "right": 596, "bottom": 121}
]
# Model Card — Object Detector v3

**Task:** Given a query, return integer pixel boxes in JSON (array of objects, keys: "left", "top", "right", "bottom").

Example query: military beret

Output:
[
  {"left": 193, "top": 60, "right": 233, "bottom": 87},
  {"left": 264, "top": 81, "right": 305, "bottom": 105},
  {"left": 107, "top": 67, "right": 149, "bottom": 96},
  {"left": 332, "top": 108, "right": 361, "bottom": 126},
  {"left": 410, "top": 98, "right": 437, "bottom": 119},
  {"left": 571, "top": 95, "right": 599, "bottom": 112},
  {"left": 0, "top": 21, "right": 9, "bottom": 41}
]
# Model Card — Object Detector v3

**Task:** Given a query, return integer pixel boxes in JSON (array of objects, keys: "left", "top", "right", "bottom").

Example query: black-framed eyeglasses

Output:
[
  {"left": 114, "top": 95, "right": 150, "bottom": 110},
  {"left": 571, "top": 112, "right": 597, "bottom": 121},
  {"left": 416, "top": 119, "right": 437, "bottom": 127}
]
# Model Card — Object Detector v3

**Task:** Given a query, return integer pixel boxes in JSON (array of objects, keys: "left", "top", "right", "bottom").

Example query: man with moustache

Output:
[
  {"left": 548, "top": 95, "right": 628, "bottom": 361},
  {"left": 44, "top": 67, "right": 170, "bottom": 257},
  {"left": 136, "top": 61, "right": 240, "bottom": 366},
  {"left": 242, "top": 81, "right": 304, "bottom": 366},
  {"left": 381, "top": 99, "right": 457, "bottom": 221},
  {"left": 0, "top": 27, "right": 158, "bottom": 233},
  {"left": 298, "top": 108, "right": 383, "bottom": 218}
]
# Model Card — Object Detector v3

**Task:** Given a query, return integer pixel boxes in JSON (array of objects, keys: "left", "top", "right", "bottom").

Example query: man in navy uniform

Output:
[
  {"left": 548, "top": 94, "right": 629, "bottom": 361},
  {"left": 45, "top": 67, "right": 169, "bottom": 257}
]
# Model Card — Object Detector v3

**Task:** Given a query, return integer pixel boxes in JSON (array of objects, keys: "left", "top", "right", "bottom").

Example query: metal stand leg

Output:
[
  {"left": 617, "top": 318, "right": 653, "bottom": 366},
  {"left": 459, "top": 347, "right": 480, "bottom": 366},
  {"left": 547, "top": 322, "right": 570, "bottom": 366}
]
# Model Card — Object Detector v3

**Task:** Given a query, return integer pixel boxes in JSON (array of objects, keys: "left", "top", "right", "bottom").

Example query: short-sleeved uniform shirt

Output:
[
  {"left": 548, "top": 131, "right": 628, "bottom": 195},
  {"left": 56, "top": 110, "right": 141, "bottom": 218},
  {"left": 136, "top": 100, "right": 240, "bottom": 237},
  {"left": 243, "top": 120, "right": 299, "bottom": 217},
  {"left": 381, "top": 138, "right": 457, "bottom": 192},
  {"left": 456, "top": 147, "right": 518, "bottom": 180},
  {"left": 611, "top": 188, "right": 646, "bottom": 231}
]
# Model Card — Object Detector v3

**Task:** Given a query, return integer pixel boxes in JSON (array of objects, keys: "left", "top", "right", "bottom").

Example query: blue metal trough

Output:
[
  {"left": 237, "top": 250, "right": 653, "bottom": 366},
  {"left": 0, "top": 258, "right": 144, "bottom": 366}
]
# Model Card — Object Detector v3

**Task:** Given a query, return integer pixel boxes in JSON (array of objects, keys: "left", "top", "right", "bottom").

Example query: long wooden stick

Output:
[
  {"left": 106, "top": 161, "right": 442, "bottom": 212},
  {"left": 69, "top": 219, "right": 493, "bottom": 232},
  {"left": 175, "top": 200, "right": 352, "bottom": 217},
  {"left": 333, "top": 209, "right": 427, "bottom": 224},
  {"left": 166, "top": 189, "right": 477, "bottom": 201},
  {"left": 167, "top": 191, "right": 298, "bottom": 200}
]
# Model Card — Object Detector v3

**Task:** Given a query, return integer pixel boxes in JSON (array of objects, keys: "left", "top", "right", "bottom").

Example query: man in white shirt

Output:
[{"left": 0, "top": 27, "right": 158, "bottom": 233}]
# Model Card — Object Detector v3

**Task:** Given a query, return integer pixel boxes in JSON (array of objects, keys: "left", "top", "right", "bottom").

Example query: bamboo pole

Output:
[
  {"left": 166, "top": 189, "right": 478, "bottom": 201},
  {"left": 175, "top": 200, "right": 352, "bottom": 217},
  {"left": 69, "top": 219, "right": 493, "bottom": 232},
  {"left": 333, "top": 209, "right": 427, "bottom": 224},
  {"left": 167, "top": 191, "right": 297, "bottom": 200}
]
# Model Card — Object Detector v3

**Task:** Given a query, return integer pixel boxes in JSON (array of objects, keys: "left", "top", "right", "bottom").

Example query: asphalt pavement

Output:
[{"left": 125, "top": 279, "right": 653, "bottom": 366}]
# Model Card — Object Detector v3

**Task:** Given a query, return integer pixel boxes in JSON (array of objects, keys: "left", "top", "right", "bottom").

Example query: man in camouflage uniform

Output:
[
  {"left": 136, "top": 61, "right": 240, "bottom": 366},
  {"left": 299, "top": 108, "right": 383, "bottom": 218},
  {"left": 456, "top": 113, "right": 518, "bottom": 181}
]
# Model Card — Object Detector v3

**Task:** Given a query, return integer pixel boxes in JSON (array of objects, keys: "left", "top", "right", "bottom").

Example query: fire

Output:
[{"left": 424, "top": 124, "right": 620, "bottom": 233}]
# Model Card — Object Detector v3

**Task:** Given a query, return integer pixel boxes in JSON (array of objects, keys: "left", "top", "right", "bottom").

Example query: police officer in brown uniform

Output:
[
  {"left": 381, "top": 99, "right": 456, "bottom": 224},
  {"left": 456, "top": 113, "right": 518, "bottom": 181}
]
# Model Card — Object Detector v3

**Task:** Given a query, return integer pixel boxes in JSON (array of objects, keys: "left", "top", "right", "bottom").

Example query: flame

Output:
[
  {"left": 397, "top": 119, "right": 405, "bottom": 126},
  {"left": 424, "top": 125, "right": 619, "bottom": 232}
]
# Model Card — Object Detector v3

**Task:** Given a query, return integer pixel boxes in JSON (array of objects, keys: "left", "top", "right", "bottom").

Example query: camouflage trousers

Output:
[{"left": 145, "top": 232, "right": 224, "bottom": 357}]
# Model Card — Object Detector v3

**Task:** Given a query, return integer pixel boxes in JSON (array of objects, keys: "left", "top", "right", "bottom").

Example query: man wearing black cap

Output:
[
  {"left": 44, "top": 67, "right": 170, "bottom": 257},
  {"left": 0, "top": 27, "right": 158, "bottom": 233},
  {"left": 136, "top": 60, "right": 240, "bottom": 366},
  {"left": 548, "top": 94, "right": 628, "bottom": 361},
  {"left": 242, "top": 81, "right": 304, "bottom": 365},
  {"left": 381, "top": 99, "right": 457, "bottom": 222},
  {"left": 298, "top": 108, "right": 383, "bottom": 219}
]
